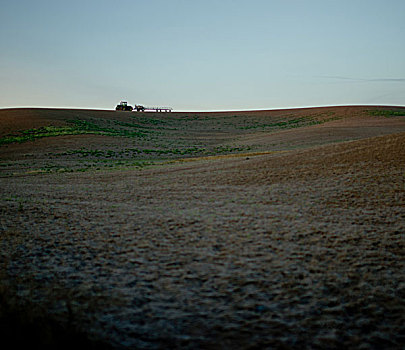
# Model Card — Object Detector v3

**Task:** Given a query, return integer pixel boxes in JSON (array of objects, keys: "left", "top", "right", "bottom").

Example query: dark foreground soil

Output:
[{"left": 1, "top": 106, "right": 404, "bottom": 349}]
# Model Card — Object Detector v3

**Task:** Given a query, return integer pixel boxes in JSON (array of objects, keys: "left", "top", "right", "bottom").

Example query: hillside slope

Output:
[
  {"left": 1, "top": 105, "right": 405, "bottom": 176},
  {"left": 1, "top": 105, "right": 404, "bottom": 348}
]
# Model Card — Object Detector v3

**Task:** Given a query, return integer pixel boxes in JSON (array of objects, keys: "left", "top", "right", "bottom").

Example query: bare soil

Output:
[{"left": 1, "top": 106, "right": 404, "bottom": 349}]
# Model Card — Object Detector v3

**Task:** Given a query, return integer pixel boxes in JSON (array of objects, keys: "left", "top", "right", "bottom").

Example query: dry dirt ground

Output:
[{"left": 0, "top": 106, "right": 405, "bottom": 349}]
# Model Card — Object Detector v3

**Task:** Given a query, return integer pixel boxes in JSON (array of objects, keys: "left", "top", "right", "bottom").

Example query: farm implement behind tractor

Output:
[{"left": 115, "top": 101, "right": 172, "bottom": 112}]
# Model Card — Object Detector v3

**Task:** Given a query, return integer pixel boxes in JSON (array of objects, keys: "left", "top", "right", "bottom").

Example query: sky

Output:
[{"left": 1, "top": 0, "right": 404, "bottom": 111}]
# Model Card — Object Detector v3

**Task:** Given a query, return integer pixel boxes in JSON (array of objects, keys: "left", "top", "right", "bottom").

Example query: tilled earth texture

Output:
[{"left": 1, "top": 106, "right": 405, "bottom": 349}]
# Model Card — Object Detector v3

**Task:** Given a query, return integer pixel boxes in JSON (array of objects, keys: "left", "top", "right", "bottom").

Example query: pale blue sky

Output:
[{"left": 1, "top": 0, "right": 404, "bottom": 111}]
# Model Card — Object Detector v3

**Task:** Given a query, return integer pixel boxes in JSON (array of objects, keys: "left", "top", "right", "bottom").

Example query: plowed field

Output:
[{"left": 1, "top": 106, "right": 404, "bottom": 349}]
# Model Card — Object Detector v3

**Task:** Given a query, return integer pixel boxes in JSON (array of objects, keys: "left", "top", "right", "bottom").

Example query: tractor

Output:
[{"left": 115, "top": 101, "right": 133, "bottom": 111}]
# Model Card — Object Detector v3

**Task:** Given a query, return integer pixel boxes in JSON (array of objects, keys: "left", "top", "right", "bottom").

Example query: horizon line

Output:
[{"left": 1, "top": 103, "right": 405, "bottom": 113}]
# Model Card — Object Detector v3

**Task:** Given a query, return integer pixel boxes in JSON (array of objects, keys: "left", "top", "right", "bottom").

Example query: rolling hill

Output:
[{"left": 1, "top": 105, "right": 404, "bottom": 349}]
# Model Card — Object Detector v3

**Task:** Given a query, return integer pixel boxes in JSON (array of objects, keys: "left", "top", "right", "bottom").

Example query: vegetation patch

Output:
[
  {"left": 0, "top": 118, "right": 152, "bottom": 145},
  {"left": 367, "top": 110, "right": 405, "bottom": 117},
  {"left": 238, "top": 114, "right": 339, "bottom": 130},
  {"left": 67, "top": 119, "right": 149, "bottom": 138},
  {"left": 0, "top": 126, "right": 96, "bottom": 145},
  {"left": 53, "top": 145, "right": 251, "bottom": 160}
]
